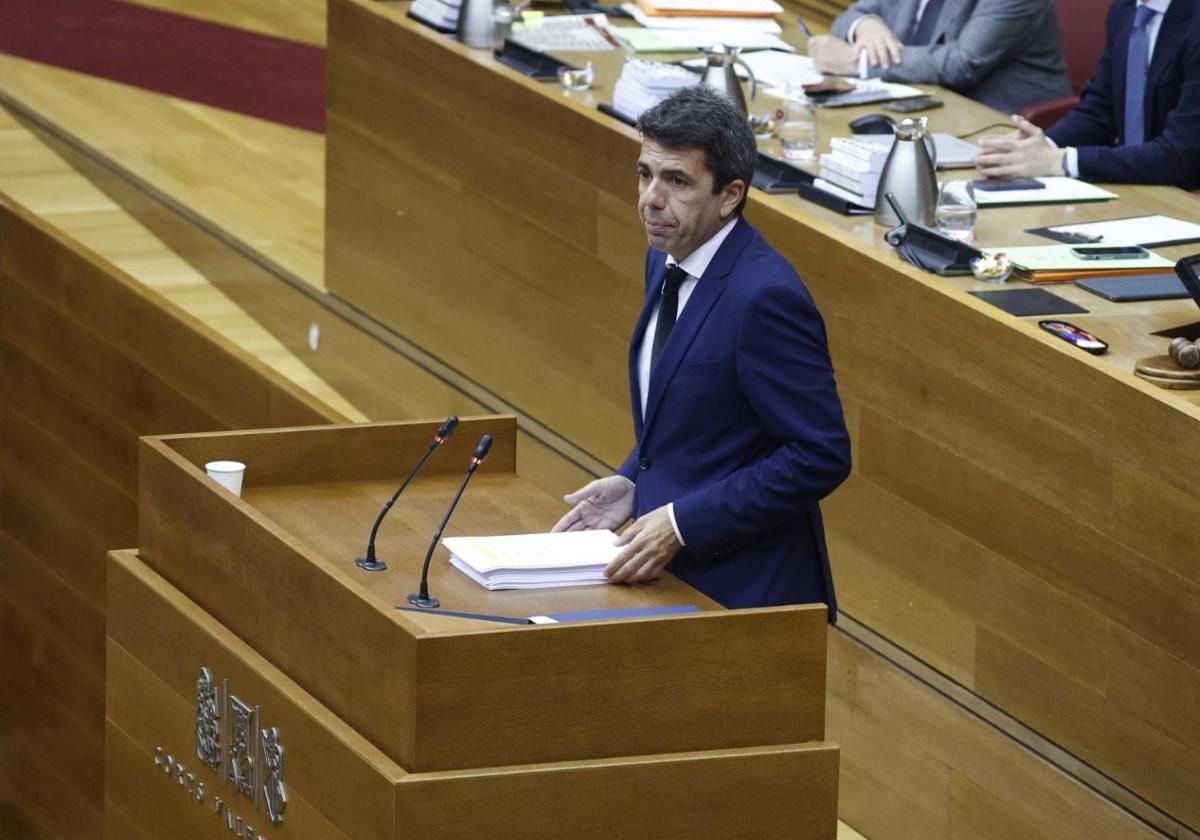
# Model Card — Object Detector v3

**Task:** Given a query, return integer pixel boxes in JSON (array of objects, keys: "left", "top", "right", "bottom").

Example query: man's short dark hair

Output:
[{"left": 636, "top": 86, "right": 757, "bottom": 213}]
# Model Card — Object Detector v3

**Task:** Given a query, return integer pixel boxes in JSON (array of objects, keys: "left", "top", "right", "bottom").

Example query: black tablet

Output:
[
  {"left": 1075, "top": 274, "right": 1189, "bottom": 302},
  {"left": 1176, "top": 253, "right": 1200, "bottom": 310}
]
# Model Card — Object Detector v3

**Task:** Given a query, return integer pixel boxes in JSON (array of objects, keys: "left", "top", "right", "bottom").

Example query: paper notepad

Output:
[
  {"left": 615, "top": 27, "right": 793, "bottom": 52},
  {"left": 985, "top": 244, "right": 1174, "bottom": 272},
  {"left": 444, "top": 530, "right": 619, "bottom": 590},
  {"left": 974, "top": 177, "right": 1117, "bottom": 206},
  {"left": 1034, "top": 215, "right": 1200, "bottom": 248}
]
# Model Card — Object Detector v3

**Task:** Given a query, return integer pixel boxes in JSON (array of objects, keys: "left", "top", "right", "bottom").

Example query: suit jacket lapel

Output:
[
  {"left": 1147, "top": 0, "right": 1186, "bottom": 100},
  {"left": 628, "top": 262, "right": 666, "bottom": 437},
  {"left": 640, "top": 218, "right": 753, "bottom": 437},
  {"left": 1113, "top": 1, "right": 1134, "bottom": 135}
]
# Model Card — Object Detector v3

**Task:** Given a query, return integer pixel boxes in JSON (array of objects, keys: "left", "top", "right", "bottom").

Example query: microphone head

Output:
[
  {"left": 435, "top": 416, "right": 459, "bottom": 444},
  {"left": 472, "top": 434, "right": 493, "bottom": 463}
]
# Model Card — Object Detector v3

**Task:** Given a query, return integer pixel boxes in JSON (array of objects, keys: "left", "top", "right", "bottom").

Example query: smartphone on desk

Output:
[
  {"left": 970, "top": 177, "right": 1044, "bottom": 191},
  {"left": 1039, "top": 320, "right": 1108, "bottom": 355},
  {"left": 882, "top": 96, "right": 943, "bottom": 114},
  {"left": 1070, "top": 245, "right": 1150, "bottom": 260}
]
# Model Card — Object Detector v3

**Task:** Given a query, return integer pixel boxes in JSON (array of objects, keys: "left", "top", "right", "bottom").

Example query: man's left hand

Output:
[
  {"left": 605, "top": 505, "right": 681, "bottom": 584},
  {"left": 975, "top": 115, "right": 1066, "bottom": 178}
]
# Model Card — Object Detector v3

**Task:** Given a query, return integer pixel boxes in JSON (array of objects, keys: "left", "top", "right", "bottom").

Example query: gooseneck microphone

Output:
[
  {"left": 355, "top": 416, "right": 459, "bottom": 572},
  {"left": 408, "top": 434, "right": 493, "bottom": 609}
]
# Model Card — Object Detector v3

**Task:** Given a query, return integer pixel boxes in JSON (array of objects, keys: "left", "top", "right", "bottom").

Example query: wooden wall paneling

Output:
[
  {"left": 0, "top": 199, "right": 341, "bottom": 430},
  {"left": 0, "top": 193, "right": 346, "bottom": 840},
  {"left": 827, "top": 632, "right": 1162, "bottom": 840},
  {"left": 326, "top": 0, "right": 641, "bottom": 465}
]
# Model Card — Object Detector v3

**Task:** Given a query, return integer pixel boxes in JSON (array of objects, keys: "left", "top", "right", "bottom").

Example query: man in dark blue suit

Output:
[
  {"left": 553, "top": 88, "right": 851, "bottom": 619},
  {"left": 974, "top": 0, "right": 1200, "bottom": 189}
]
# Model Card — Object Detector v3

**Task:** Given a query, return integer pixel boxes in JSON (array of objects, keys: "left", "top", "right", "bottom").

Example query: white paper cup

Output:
[{"left": 204, "top": 460, "right": 246, "bottom": 497}]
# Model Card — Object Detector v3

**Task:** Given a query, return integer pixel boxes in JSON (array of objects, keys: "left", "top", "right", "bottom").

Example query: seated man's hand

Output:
[
  {"left": 808, "top": 34, "right": 862, "bottom": 76},
  {"left": 552, "top": 475, "right": 634, "bottom": 533},
  {"left": 853, "top": 16, "right": 903, "bottom": 69},
  {"left": 975, "top": 115, "right": 1066, "bottom": 178},
  {"left": 605, "top": 505, "right": 681, "bottom": 584}
]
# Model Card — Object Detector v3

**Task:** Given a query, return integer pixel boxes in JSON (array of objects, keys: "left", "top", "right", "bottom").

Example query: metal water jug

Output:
[
  {"left": 699, "top": 45, "right": 757, "bottom": 117},
  {"left": 457, "top": 0, "right": 498, "bottom": 48},
  {"left": 874, "top": 117, "right": 938, "bottom": 227}
]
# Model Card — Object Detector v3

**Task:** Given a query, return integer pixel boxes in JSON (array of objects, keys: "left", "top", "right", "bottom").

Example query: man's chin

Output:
[{"left": 645, "top": 230, "right": 674, "bottom": 250}]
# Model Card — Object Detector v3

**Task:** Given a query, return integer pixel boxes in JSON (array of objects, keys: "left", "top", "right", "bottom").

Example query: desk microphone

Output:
[
  {"left": 355, "top": 416, "right": 459, "bottom": 572},
  {"left": 408, "top": 434, "right": 493, "bottom": 609}
]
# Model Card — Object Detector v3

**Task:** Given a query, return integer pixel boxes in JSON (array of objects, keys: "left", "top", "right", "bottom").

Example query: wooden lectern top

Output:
[{"left": 137, "top": 416, "right": 829, "bottom": 774}]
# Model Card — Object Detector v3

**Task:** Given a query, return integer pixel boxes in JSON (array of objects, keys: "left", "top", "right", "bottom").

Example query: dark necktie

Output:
[
  {"left": 1123, "top": 4, "right": 1157, "bottom": 146},
  {"left": 909, "top": 0, "right": 947, "bottom": 45},
  {"left": 650, "top": 265, "right": 689, "bottom": 372}
]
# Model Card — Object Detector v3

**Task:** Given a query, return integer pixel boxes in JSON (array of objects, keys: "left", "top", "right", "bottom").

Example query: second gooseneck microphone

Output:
[
  {"left": 408, "top": 434, "right": 493, "bottom": 609},
  {"left": 355, "top": 416, "right": 459, "bottom": 572}
]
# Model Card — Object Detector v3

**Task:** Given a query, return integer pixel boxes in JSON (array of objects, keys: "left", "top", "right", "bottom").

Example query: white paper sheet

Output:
[
  {"left": 1043, "top": 214, "right": 1200, "bottom": 247},
  {"left": 974, "top": 177, "right": 1118, "bottom": 206}
]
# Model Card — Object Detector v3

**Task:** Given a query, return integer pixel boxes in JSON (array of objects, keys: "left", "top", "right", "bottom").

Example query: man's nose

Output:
[{"left": 642, "top": 177, "right": 667, "bottom": 208}]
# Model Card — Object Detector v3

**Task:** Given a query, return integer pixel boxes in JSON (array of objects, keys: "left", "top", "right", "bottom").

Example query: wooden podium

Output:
[{"left": 105, "top": 416, "right": 838, "bottom": 839}]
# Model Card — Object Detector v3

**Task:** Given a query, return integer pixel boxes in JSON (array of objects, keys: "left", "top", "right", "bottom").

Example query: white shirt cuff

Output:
[
  {"left": 1063, "top": 147, "right": 1079, "bottom": 178},
  {"left": 666, "top": 502, "right": 686, "bottom": 546},
  {"left": 1044, "top": 135, "right": 1077, "bottom": 177}
]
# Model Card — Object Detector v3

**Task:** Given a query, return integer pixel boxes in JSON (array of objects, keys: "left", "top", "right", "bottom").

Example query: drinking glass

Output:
[
  {"left": 778, "top": 95, "right": 818, "bottom": 161},
  {"left": 935, "top": 179, "right": 977, "bottom": 242}
]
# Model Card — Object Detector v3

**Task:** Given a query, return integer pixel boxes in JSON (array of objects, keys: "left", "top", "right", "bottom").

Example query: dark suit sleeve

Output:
[
  {"left": 830, "top": 0, "right": 883, "bottom": 41},
  {"left": 1064, "top": 23, "right": 1200, "bottom": 186},
  {"left": 1046, "top": 2, "right": 1121, "bottom": 148},
  {"left": 670, "top": 281, "right": 851, "bottom": 556},
  {"left": 877, "top": 0, "right": 1055, "bottom": 91}
]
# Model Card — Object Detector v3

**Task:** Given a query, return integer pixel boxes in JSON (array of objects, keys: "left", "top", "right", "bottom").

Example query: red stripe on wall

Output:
[{"left": 0, "top": 0, "right": 326, "bottom": 133}]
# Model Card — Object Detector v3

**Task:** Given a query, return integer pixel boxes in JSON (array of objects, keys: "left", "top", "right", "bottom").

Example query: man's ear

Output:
[{"left": 719, "top": 178, "right": 747, "bottom": 218}]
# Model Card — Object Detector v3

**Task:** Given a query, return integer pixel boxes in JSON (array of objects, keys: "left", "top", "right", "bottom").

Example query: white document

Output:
[
  {"left": 1043, "top": 215, "right": 1200, "bottom": 247},
  {"left": 623, "top": 3, "right": 782, "bottom": 31},
  {"left": 737, "top": 50, "right": 823, "bottom": 88},
  {"left": 615, "top": 28, "right": 793, "bottom": 52},
  {"left": 443, "top": 530, "right": 619, "bottom": 591},
  {"left": 987, "top": 244, "right": 1174, "bottom": 272},
  {"left": 974, "top": 177, "right": 1118, "bottom": 206},
  {"left": 637, "top": 0, "right": 784, "bottom": 14}
]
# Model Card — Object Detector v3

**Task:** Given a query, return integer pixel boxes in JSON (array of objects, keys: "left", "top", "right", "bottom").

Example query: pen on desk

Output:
[
  {"left": 857, "top": 49, "right": 868, "bottom": 79},
  {"left": 796, "top": 16, "right": 813, "bottom": 37}
]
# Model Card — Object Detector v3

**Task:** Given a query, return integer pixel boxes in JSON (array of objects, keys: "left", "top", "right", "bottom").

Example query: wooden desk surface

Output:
[{"left": 325, "top": 0, "right": 1200, "bottom": 827}]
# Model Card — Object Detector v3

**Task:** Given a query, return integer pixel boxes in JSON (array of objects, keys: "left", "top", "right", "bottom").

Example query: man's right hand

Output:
[
  {"left": 852, "top": 16, "right": 903, "bottom": 70},
  {"left": 808, "top": 35, "right": 862, "bottom": 76},
  {"left": 551, "top": 476, "right": 635, "bottom": 533}
]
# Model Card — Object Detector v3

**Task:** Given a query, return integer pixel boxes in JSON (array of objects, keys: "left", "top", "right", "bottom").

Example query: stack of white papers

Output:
[
  {"left": 444, "top": 530, "right": 620, "bottom": 590},
  {"left": 623, "top": 2, "right": 782, "bottom": 32},
  {"left": 817, "top": 137, "right": 889, "bottom": 205},
  {"left": 612, "top": 58, "right": 697, "bottom": 119}
]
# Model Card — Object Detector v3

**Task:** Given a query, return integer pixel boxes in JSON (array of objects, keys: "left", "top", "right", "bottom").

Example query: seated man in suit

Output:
[
  {"left": 552, "top": 87, "right": 852, "bottom": 618},
  {"left": 808, "top": 0, "right": 1071, "bottom": 113},
  {"left": 974, "top": 0, "right": 1200, "bottom": 189}
]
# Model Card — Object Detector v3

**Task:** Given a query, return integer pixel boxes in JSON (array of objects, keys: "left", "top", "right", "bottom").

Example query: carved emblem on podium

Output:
[
  {"left": 227, "top": 695, "right": 259, "bottom": 803},
  {"left": 195, "top": 667, "right": 223, "bottom": 771},
  {"left": 260, "top": 727, "right": 287, "bottom": 825}
]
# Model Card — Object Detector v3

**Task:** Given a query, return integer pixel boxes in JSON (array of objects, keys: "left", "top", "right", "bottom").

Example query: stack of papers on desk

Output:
[
  {"left": 817, "top": 137, "right": 889, "bottom": 206},
  {"left": 984, "top": 244, "right": 1174, "bottom": 283},
  {"left": 614, "top": 27, "right": 792, "bottom": 52},
  {"left": 444, "top": 530, "right": 619, "bottom": 591},
  {"left": 635, "top": 0, "right": 783, "bottom": 16},
  {"left": 612, "top": 58, "right": 697, "bottom": 118},
  {"left": 623, "top": 3, "right": 782, "bottom": 31}
]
